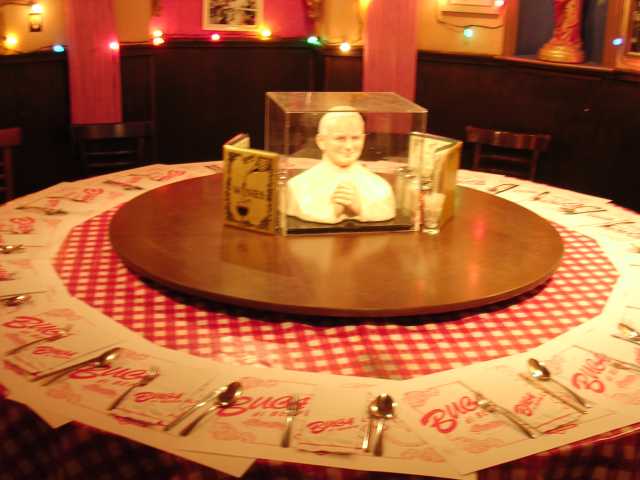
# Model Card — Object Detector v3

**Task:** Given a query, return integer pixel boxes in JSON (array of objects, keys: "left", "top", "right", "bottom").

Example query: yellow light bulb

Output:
[
  {"left": 260, "top": 27, "right": 272, "bottom": 39},
  {"left": 359, "top": 0, "right": 372, "bottom": 13},
  {"left": 152, "top": 29, "right": 164, "bottom": 38},
  {"left": 31, "top": 3, "right": 44, "bottom": 14},
  {"left": 152, "top": 37, "right": 165, "bottom": 46},
  {"left": 339, "top": 41, "right": 351, "bottom": 53},
  {"left": 4, "top": 34, "right": 18, "bottom": 49}
]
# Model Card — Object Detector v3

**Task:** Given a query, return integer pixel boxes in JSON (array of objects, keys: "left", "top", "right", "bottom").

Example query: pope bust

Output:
[{"left": 286, "top": 107, "right": 396, "bottom": 224}]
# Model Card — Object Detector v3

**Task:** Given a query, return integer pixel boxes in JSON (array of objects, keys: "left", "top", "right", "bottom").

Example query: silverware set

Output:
[
  {"left": 531, "top": 191, "right": 550, "bottom": 201},
  {"left": 525, "top": 358, "right": 591, "bottom": 413},
  {"left": 102, "top": 180, "right": 145, "bottom": 191},
  {"left": 560, "top": 204, "right": 607, "bottom": 215},
  {"left": 30, "top": 347, "right": 121, "bottom": 386},
  {"left": 463, "top": 354, "right": 600, "bottom": 440},
  {"left": 1, "top": 293, "right": 32, "bottom": 306},
  {"left": 475, "top": 392, "right": 541, "bottom": 438},
  {"left": 575, "top": 345, "right": 640, "bottom": 375},
  {"left": 0, "top": 244, "right": 24, "bottom": 254},
  {"left": 5, "top": 324, "right": 72, "bottom": 356},
  {"left": 487, "top": 183, "right": 518, "bottom": 194},
  {"left": 163, "top": 381, "right": 243, "bottom": 436},
  {"left": 15, "top": 205, "right": 67, "bottom": 215},
  {"left": 611, "top": 322, "right": 640, "bottom": 346},
  {"left": 8, "top": 342, "right": 171, "bottom": 415},
  {"left": 46, "top": 195, "right": 89, "bottom": 203}
]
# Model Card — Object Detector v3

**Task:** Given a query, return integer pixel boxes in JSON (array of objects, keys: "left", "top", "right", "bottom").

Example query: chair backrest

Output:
[
  {"left": 0, "top": 127, "right": 22, "bottom": 202},
  {"left": 73, "top": 121, "right": 154, "bottom": 177},
  {"left": 465, "top": 126, "right": 551, "bottom": 180}
]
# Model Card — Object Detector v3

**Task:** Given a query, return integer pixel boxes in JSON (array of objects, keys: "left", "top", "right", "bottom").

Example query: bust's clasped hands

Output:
[{"left": 332, "top": 181, "right": 361, "bottom": 218}]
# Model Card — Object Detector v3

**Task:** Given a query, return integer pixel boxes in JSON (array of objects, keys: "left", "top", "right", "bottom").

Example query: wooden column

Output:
[
  {"left": 362, "top": 0, "right": 417, "bottom": 100},
  {"left": 65, "top": 0, "right": 122, "bottom": 124}
]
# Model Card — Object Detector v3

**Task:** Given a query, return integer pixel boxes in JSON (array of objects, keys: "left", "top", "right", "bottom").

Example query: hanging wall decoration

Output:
[{"left": 202, "top": 0, "right": 264, "bottom": 31}]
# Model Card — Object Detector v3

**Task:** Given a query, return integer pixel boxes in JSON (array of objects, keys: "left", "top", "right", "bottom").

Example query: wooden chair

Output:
[
  {"left": 0, "top": 127, "right": 21, "bottom": 202},
  {"left": 73, "top": 121, "right": 154, "bottom": 177},
  {"left": 465, "top": 126, "right": 551, "bottom": 180}
]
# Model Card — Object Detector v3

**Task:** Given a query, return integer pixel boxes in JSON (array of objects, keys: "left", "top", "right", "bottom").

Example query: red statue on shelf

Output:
[{"left": 537, "top": 0, "right": 585, "bottom": 64}]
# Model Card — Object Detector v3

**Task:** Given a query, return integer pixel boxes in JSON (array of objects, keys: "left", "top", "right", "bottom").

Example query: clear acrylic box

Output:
[{"left": 265, "top": 92, "right": 428, "bottom": 235}]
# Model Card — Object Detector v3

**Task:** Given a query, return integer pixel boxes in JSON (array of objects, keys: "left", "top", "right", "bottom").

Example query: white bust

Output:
[{"left": 286, "top": 107, "right": 396, "bottom": 224}]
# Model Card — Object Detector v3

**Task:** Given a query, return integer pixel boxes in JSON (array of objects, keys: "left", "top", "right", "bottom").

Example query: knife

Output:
[{"left": 163, "top": 385, "right": 222, "bottom": 432}]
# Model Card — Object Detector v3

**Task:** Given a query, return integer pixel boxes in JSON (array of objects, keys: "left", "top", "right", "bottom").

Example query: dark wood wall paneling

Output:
[
  {"left": 0, "top": 52, "right": 70, "bottom": 195},
  {"left": 415, "top": 53, "right": 640, "bottom": 210},
  {"left": 150, "top": 41, "right": 317, "bottom": 163},
  {"left": 1, "top": 45, "right": 639, "bottom": 211}
]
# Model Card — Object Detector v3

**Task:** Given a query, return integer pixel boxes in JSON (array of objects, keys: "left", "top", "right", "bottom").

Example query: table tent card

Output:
[{"left": 222, "top": 134, "right": 280, "bottom": 234}]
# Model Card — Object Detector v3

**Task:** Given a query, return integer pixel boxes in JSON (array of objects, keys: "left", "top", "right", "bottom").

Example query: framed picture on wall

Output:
[{"left": 202, "top": 0, "right": 264, "bottom": 31}]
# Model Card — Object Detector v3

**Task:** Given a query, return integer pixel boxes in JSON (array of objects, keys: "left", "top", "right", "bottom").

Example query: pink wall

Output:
[
  {"left": 152, "top": 0, "right": 312, "bottom": 38},
  {"left": 65, "top": 0, "right": 122, "bottom": 124},
  {"left": 363, "top": 0, "right": 417, "bottom": 100}
]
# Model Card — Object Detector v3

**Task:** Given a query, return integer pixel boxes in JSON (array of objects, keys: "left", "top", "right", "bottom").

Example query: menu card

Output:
[
  {"left": 0, "top": 259, "right": 50, "bottom": 300},
  {"left": 295, "top": 385, "right": 369, "bottom": 453}
]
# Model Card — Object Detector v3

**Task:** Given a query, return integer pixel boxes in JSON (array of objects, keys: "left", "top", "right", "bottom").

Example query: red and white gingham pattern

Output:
[
  {"left": 53, "top": 207, "right": 617, "bottom": 379},
  {"left": 4, "top": 206, "right": 638, "bottom": 480}
]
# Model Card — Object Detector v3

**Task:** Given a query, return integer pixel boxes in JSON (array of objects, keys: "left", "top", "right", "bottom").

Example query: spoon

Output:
[
  {"left": 2, "top": 294, "right": 31, "bottom": 306},
  {"left": 617, "top": 323, "right": 640, "bottom": 343},
  {"left": 362, "top": 397, "right": 377, "bottom": 451},
  {"left": 108, "top": 366, "right": 160, "bottom": 411},
  {"left": 32, "top": 347, "right": 121, "bottom": 385},
  {"left": 369, "top": 393, "right": 397, "bottom": 456},
  {"left": 179, "top": 381, "right": 243, "bottom": 436},
  {"left": 528, "top": 358, "right": 591, "bottom": 410},
  {"left": 0, "top": 244, "right": 24, "bottom": 254}
]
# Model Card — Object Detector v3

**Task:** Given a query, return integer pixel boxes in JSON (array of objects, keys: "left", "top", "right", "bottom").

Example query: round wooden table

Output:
[{"left": 109, "top": 175, "right": 563, "bottom": 317}]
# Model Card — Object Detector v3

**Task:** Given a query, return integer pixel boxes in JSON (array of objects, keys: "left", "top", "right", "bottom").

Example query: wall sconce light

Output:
[
  {"left": 3, "top": 33, "right": 19, "bottom": 50},
  {"left": 29, "top": 3, "right": 44, "bottom": 32}
]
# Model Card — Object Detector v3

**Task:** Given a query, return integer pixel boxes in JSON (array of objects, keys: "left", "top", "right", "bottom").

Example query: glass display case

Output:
[{"left": 265, "top": 92, "right": 428, "bottom": 235}]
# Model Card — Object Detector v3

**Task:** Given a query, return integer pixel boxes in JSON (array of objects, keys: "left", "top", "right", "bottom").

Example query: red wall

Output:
[{"left": 152, "top": 0, "right": 312, "bottom": 38}]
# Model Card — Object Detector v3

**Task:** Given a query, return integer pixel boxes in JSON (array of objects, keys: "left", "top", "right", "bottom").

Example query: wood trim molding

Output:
[
  {"left": 602, "top": 0, "right": 626, "bottom": 67},
  {"left": 502, "top": 0, "right": 519, "bottom": 57}
]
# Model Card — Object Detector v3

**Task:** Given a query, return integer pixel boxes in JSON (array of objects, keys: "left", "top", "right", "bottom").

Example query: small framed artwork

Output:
[{"left": 202, "top": 0, "right": 264, "bottom": 31}]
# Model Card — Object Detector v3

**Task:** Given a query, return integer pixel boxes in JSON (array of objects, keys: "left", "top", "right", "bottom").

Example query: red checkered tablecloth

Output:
[
  {"left": 3, "top": 205, "right": 640, "bottom": 480},
  {"left": 54, "top": 208, "right": 616, "bottom": 378}
]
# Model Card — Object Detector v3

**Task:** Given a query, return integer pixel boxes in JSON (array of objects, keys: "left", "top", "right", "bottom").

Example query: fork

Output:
[
  {"left": 476, "top": 393, "right": 541, "bottom": 438},
  {"left": 5, "top": 324, "right": 72, "bottom": 356},
  {"left": 108, "top": 366, "right": 160, "bottom": 411},
  {"left": 280, "top": 394, "right": 300, "bottom": 447}
]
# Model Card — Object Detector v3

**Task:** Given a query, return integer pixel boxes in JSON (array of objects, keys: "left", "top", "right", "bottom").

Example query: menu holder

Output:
[
  {"left": 408, "top": 132, "right": 461, "bottom": 229},
  {"left": 222, "top": 133, "right": 279, "bottom": 234}
]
